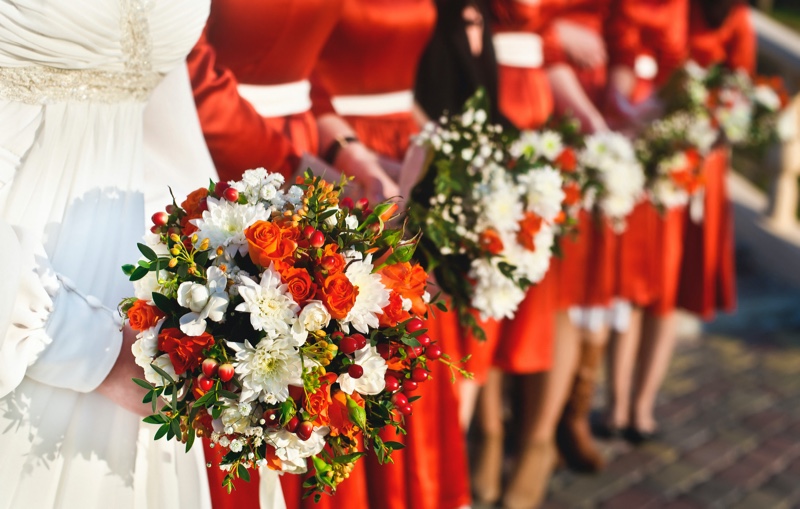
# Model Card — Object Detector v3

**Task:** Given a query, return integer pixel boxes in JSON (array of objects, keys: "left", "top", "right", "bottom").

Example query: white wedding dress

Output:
[{"left": 0, "top": 1, "right": 269, "bottom": 508}]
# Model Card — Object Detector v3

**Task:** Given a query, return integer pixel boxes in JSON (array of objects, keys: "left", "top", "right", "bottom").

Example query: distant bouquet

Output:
[
  {"left": 120, "top": 169, "right": 461, "bottom": 500},
  {"left": 407, "top": 90, "right": 568, "bottom": 333}
]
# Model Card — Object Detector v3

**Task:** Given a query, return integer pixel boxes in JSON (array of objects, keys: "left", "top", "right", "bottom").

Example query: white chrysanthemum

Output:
[
  {"left": 341, "top": 251, "right": 391, "bottom": 334},
  {"left": 230, "top": 336, "right": 303, "bottom": 404},
  {"left": 754, "top": 84, "right": 781, "bottom": 112},
  {"left": 517, "top": 165, "right": 565, "bottom": 222},
  {"left": 509, "top": 130, "right": 540, "bottom": 158},
  {"left": 469, "top": 258, "right": 526, "bottom": 320},
  {"left": 582, "top": 133, "right": 644, "bottom": 224},
  {"left": 505, "top": 225, "right": 555, "bottom": 285},
  {"left": 235, "top": 264, "right": 300, "bottom": 337},
  {"left": 475, "top": 164, "right": 524, "bottom": 233},
  {"left": 538, "top": 131, "right": 564, "bottom": 161},
  {"left": 192, "top": 197, "right": 270, "bottom": 258},
  {"left": 265, "top": 427, "right": 329, "bottom": 474},
  {"left": 337, "top": 345, "right": 388, "bottom": 395},
  {"left": 686, "top": 114, "right": 718, "bottom": 153}
]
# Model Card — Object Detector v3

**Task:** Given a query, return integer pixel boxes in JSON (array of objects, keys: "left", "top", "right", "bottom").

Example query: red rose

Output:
[
  {"left": 318, "top": 273, "right": 358, "bottom": 320},
  {"left": 179, "top": 188, "right": 209, "bottom": 235},
  {"left": 127, "top": 299, "right": 165, "bottom": 331},
  {"left": 379, "top": 291, "right": 411, "bottom": 327},
  {"left": 281, "top": 267, "right": 316, "bottom": 303},
  {"left": 306, "top": 373, "right": 337, "bottom": 427},
  {"left": 157, "top": 328, "right": 215, "bottom": 375}
]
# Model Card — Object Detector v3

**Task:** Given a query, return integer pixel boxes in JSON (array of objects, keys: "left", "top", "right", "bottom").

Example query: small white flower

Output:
[
  {"left": 178, "top": 266, "right": 230, "bottom": 336},
  {"left": 337, "top": 345, "right": 388, "bottom": 395},
  {"left": 235, "top": 264, "right": 300, "bottom": 337},
  {"left": 340, "top": 251, "right": 391, "bottom": 334},
  {"left": 265, "top": 427, "right": 329, "bottom": 474},
  {"left": 192, "top": 197, "right": 270, "bottom": 258}
]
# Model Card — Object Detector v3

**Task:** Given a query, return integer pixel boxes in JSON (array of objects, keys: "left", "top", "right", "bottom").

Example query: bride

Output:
[{"left": 0, "top": 1, "right": 283, "bottom": 507}]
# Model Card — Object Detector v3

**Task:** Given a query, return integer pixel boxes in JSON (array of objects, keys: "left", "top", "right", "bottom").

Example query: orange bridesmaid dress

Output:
[
  {"left": 485, "top": 0, "right": 562, "bottom": 376},
  {"left": 187, "top": 3, "right": 370, "bottom": 509},
  {"left": 313, "top": 1, "right": 470, "bottom": 508},
  {"left": 678, "top": 1, "right": 754, "bottom": 318},
  {"left": 607, "top": 0, "right": 690, "bottom": 315},
  {"left": 542, "top": 0, "right": 619, "bottom": 312}
]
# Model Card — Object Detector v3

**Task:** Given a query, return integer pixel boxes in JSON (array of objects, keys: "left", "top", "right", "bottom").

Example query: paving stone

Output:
[
  {"left": 730, "top": 490, "right": 791, "bottom": 509},
  {"left": 760, "top": 471, "right": 800, "bottom": 506},
  {"left": 683, "top": 439, "right": 740, "bottom": 471},
  {"left": 599, "top": 485, "right": 663, "bottom": 509},
  {"left": 683, "top": 478, "right": 742, "bottom": 508},
  {"left": 716, "top": 427, "right": 760, "bottom": 454},
  {"left": 660, "top": 422, "right": 713, "bottom": 453},
  {"left": 657, "top": 496, "right": 707, "bottom": 509},
  {"left": 742, "top": 409, "right": 791, "bottom": 434},
  {"left": 643, "top": 461, "right": 712, "bottom": 496}
]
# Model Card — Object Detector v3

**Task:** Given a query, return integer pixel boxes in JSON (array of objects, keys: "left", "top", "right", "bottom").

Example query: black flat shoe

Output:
[
  {"left": 593, "top": 422, "right": 623, "bottom": 439},
  {"left": 622, "top": 426, "right": 661, "bottom": 445}
]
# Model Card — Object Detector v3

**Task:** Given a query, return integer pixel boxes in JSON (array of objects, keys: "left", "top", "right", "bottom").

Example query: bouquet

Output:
[
  {"left": 407, "top": 90, "right": 567, "bottom": 333},
  {"left": 120, "top": 169, "right": 460, "bottom": 500}
]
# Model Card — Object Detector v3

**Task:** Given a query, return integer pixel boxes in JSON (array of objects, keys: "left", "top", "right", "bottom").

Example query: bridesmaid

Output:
[
  {"left": 677, "top": 0, "right": 754, "bottom": 319},
  {"left": 186, "top": 2, "right": 375, "bottom": 508},
  {"left": 543, "top": 0, "right": 616, "bottom": 474},
  {"left": 312, "top": 1, "right": 470, "bottom": 508},
  {"left": 603, "top": 0, "right": 690, "bottom": 442}
]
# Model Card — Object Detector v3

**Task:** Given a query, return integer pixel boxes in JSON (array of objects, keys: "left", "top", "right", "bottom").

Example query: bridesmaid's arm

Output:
[
  {"left": 187, "top": 29, "right": 300, "bottom": 181},
  {"left": 725, "top": 5, "right": 757, "bottom": 76},
  {"left": 546, "top": 64, "right": 608, "bottom": 133}
]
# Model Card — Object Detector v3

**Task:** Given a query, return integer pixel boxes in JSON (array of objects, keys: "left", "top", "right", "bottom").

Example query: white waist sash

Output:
[
  {"left": 331, "top": 90, "right": 414, "bottom": 116},
  {"left": 493, "top": 32, "right": 544, "bottom": 69},
  {"left": 634, "top": 55, "right": 659, "bottom": 80},
  {"left": 237, "top": 79, "right": 311, "bottom": 118}
]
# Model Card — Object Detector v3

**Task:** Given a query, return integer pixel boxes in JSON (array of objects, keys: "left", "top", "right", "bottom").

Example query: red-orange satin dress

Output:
[
  {"left": 475, "top": 0, "right": 559, "bottom": 377},
  {"left": 187, "top": 3, "right": 370, "bottom": 509},
  {"left": 607, "top": 0, "right": 689, "bottom": 315},
  {"left": 313, "top": 2, "right": 469, "bottom": 508},
  {"left": 677, "top": 3, "right": 753, "bottom": 318},
  {"left": 543, "top": 0, "right": 619, "bottom": 312}
]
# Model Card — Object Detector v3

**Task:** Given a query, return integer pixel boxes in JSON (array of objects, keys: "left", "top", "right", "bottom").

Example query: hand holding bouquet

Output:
[{"left": 121, "top": 169, "right": 459, "bottom": 500}]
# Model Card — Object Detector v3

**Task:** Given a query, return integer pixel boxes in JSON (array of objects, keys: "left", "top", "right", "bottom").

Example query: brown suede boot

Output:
[
  {"left": 556, "top": 342, "right": 606, "bottom": 473},
  {"left": 500, "top": 440, "right": 557, "bottom": 509}
]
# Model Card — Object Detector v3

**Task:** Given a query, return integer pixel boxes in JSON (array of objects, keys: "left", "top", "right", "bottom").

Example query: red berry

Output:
[
  {"left": 356, "top": 198, "right": 369, "bottom": 210},
  {"left": 310, "top": 230, "right": 325, "bottom": 248},
  {"left": 198, "top": 198, "right": 209, "bottom": 212},
  {"left": 296, "top": 421, "right": 314, "bottom": 441},
  {"left": 340, "top": 336, "right": 358, "bottom": 355},
  {"left": 340, "top": 197, "right": 355, "bottom": 210},
  {"left": 284, "top": 415, "right": 300, "bottom": 432},
  {"left": 348, "top": 364, "right": 364, "bottom": 379},
  {"left": 262, "top": 408, "right": 281, "bottom": 429},
  {"left": 218, "top": 363, "right": 235, "bottom": 382},
  {"left": 215, "top": 181, "right": 230, "bottom": 197},
  {"left": 321, "top": 256, "right": 338, "bottom": 271},
  {"left": 402, "top": 379, "right": 418, "bottom": 392},
  {"left": 416, "top": 333, "right": 431, "bottom": 347},
  {"left": 151, "top": 211, "right": 169, "bottom": 227},
  {"left": 167, "top": 226, "right": 181, "bottom": 236},
  {"left": 411, "top": 368, "right": 429, "bottom": 383},
  {"left": 384, "top": 375, "right": 400, "bottom": 392},
  {"left": 150, "top": 225, "right": 160, "bottom": 234},
  {"left": 223, "top": 187, "right": 239, "bottom": 202},
  {"left": 426, "top": 343, "right": 443, "bottom": 360},
  {"left": 351, "top": 333, "right": 368, "bottom": 350},
  {"left": 201, "top": 358, "right": 219, "bottom": 377},
  {"left": 302, "top": 225, "right": 316, "bottom": 238},
  {"left": 406, "top": 345, "right": 423, "bottom": 359},
  {"left": 377, "top": 343, "right": 391, "bottom": 360},
  {"left": 391, "top": 393, "right": 408, "bottom": 407},
  {"left": 197, "top": 375, "right": 214, "bottom": 392},
  {"left": 405, "top": 318, "right": 424, "bottom": 333},
  {"left": 330, "top": 331, "right": 345, "bottom": 340},
  {"left": 165, "top": 204, "right": 176, "bottom": 214},
  {"left": 399, "top": 404, "right": 413, "bottom": 416}
]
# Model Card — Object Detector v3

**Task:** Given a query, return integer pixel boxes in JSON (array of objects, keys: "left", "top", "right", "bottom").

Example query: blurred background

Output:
[{"left": 539, "top": 3, "right": 800, "bottom": 507}]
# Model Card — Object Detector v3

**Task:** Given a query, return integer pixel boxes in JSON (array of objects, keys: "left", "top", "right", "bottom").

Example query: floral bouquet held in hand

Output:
[{"left": 120, "top": 169, "right": 463, "bottom": 500}]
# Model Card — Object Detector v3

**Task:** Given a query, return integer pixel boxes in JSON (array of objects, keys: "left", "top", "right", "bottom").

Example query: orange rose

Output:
[
  {"left": 318, "top": 273, "right": 358, "bottom": 320},
  {"left": 306, "top": 373, "right": 337, "bottom": 427},
  {"left": 157, "top": 328, "right": 215, "bottom": 375},
  {"left": 128, "top": 299, "right": 166, "bottom": 331},
  {"left": 563, "top": 182, "right": 582, "bottom": 207},
  {"left": 517, "top": 212, "right": 543, "bottom": 251},
  {"left": 328, "top": 388, "right": 364, "bottom": 439},
  {"left": 378, "top": 262, "right": 428, "bottom": 316},
  {"left": 244, "top": 220, "right": 298, "bottom": 269},
  {"left": 479, "top": 228, "right": 504, "bottom": 255},
  {"left": 320, "top": 244, "right": 346, "bottom": 275},
  {"left": 555, "top": 148, "right": 577, "bottom": 172},
  {"left": 179, "top": 188, "right": 209, "bottom": 235},
  {"left": 281, "top": 267, "right": 316, "bottom": 303},
  {"left": 379, "top": 291, "right": 412, "bottom": 328}
]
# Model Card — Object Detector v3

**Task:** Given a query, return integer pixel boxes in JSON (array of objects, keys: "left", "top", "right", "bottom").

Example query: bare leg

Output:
[
  {"left": 459, "top": 379, "right": 481, "bottom": 431},
  {"left": 605, "top": 306, "right": 644, "bottom": 429},
  {"left": 631, "top": 311, "right": 678, "bottom": 432},
  {"left": 502, "top": 312, "right": 580, "bottom": 509},
  {"left": 472, "top": 368, "right": 505, "bottom": 504}
]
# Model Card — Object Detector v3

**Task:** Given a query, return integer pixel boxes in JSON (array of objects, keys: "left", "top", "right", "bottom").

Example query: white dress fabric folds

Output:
[{"left": 0, "top": 1, "right": 216, "bottom": 507}]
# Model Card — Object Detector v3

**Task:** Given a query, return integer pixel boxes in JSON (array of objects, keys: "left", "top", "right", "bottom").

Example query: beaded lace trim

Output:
[{"left": 0, "top": 0, "right": 162, "bottom": 104}]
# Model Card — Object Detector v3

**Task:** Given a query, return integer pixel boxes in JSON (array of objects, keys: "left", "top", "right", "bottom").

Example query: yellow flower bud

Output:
[
  {"left": 168, "top": 258, "right": 178, "bottom": 268},
  {"left": 170, "top": 233, "right": 181, "bottom": 243},
  {"left": 191, "top": 233, "right": 199, "bottom": 244},
  {"left": 216, "top": 246, "right": 224, "bottom": 257}
]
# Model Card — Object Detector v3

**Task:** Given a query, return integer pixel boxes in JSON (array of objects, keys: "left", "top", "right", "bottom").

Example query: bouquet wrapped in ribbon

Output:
[{"left": 120, "top": 169, "right": 458, "bottom": 500}]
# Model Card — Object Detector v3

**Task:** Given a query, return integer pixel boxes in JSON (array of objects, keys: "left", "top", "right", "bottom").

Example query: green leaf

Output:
[
  {"left": 142, "top": 414, "right": 165, "bottom": 425},
  {"left": 185, "top": 426, "right": 196, "bottom": 452},
  {"left": 383, "top": 441, "right": 405, "bottom": 451},
  {"left": 218, "top": 389, "right": 239, "bottom": 401},
  {"left": 154, "top": 423, "right": 170, "bottom": 440},
  {"left": 194, "top": 249, "right": 210, "bottom": 267},
  {"left": 237, "top": 464, "right": 251, "bottom": 483},
  {"left": 132, "top": 378, "right": 153, "bottom": 390},
  {"left": 122, "top": 264, "right": 136, "bottom": 276},
  {"left": 138, "top": 242, "right": 158, "bottom": 261},
  {"left": 170, "top": 418, "right": 181, "bottom": 439},
  {"left": 130, "top": 265, "right": 149, "bottom": 282},
  {"left": 150, "top": 363, "right": 176, "bottom": 385},
  {"left": 311, "top": 456, "right": 331, "bottom": 474},
  {"left": 151, "top": 292, "right": 175, "bottom": 314},
  {"left": 332, "top": 452, "right": 366, "bottom": 464},
  {"left": 346, "top": 395, "right": 367, "bottom": 431}
]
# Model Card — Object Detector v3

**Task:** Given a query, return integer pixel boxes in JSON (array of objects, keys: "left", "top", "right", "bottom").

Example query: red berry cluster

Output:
[{"left": 196, "top": 358, "right": 235, "bottom": 392}]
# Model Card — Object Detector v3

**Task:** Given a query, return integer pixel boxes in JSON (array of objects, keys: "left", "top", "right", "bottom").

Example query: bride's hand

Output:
[
  {"left": 95, "top": 326, "right": 152, "bottom": 416},
  {"left": 555, "top": 20, "right": 607, "bottom": 69},
  {"left": 335, "top": 142, "right": 400, "bottom": 203}
]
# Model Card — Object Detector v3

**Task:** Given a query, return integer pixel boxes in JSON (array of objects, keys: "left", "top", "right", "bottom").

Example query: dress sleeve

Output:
[
  {"left": 725, "top": 6, "right": 756, "bottom": 76},
  {"left": 186, "top": 28, "right": 300, "bottom": 181},
  {"left": 0, "top": 223, "right": 123, "bottom": 397},
  {"left": 653, "top": 0, "right": 689, "bottom": 84},
  {"left": 606, "top": 0, "right": 640, "bottom": 69}
]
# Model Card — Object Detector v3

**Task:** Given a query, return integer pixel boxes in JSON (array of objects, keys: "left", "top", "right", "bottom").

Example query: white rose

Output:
[
  {"left": 177, "top": 282, "right": 210, "bottom": 313},
  {"left": 337, "top": 345, "right": 387, "bottom": 395},
  {"left": 298, "top": 300, "right": 331, "bottom": 332},
  {"left": 143, "top": 354, "right": 177, "bottom": 386},
  {"left": 345, "top": 214, "right": 359, "bottom": 230}
]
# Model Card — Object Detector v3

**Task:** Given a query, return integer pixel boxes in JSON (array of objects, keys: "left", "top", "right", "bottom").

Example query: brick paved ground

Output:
[{"left": 543, "top": 268, "right": 800, "bottom": 509}]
